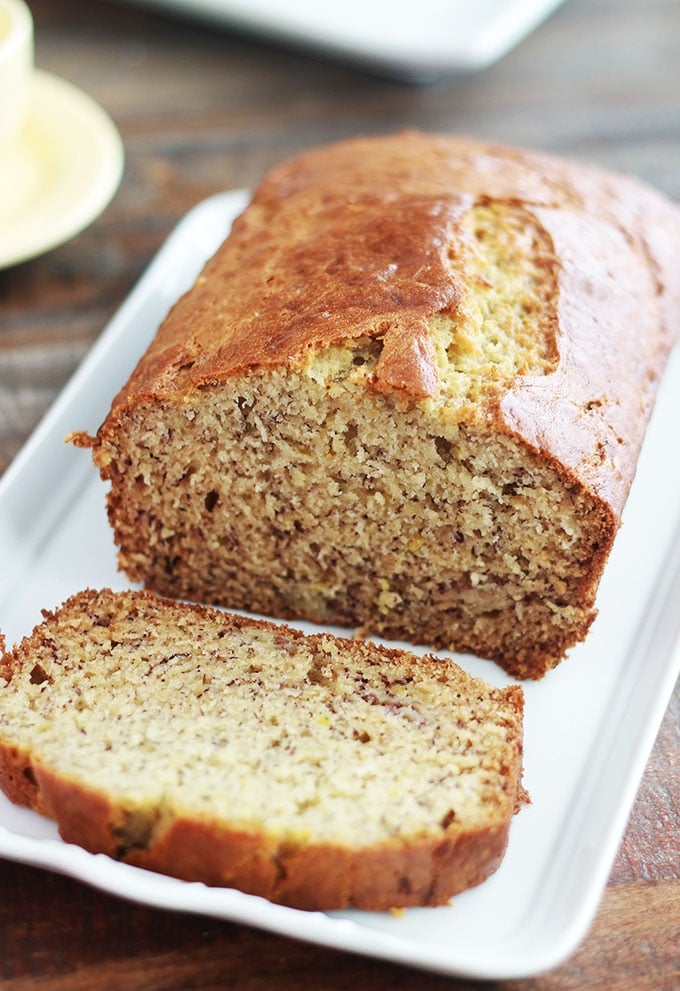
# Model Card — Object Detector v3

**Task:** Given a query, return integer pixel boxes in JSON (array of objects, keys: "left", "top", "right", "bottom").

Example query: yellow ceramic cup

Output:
[{"left": 0, "top": 0, "right": 33, "bottom": 147}]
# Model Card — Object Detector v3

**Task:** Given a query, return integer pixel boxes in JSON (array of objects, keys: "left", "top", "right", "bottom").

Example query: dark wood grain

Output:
[{"left": 1, "top": 0, "right": 679, "bottom": 987}]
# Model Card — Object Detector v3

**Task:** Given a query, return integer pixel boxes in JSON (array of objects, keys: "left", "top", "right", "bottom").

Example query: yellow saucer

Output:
[{"left": 0, "top": 69, "right": 124, "bottom": 269}]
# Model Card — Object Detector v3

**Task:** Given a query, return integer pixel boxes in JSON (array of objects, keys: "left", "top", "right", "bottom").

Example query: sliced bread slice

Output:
[{"left": 0, "top": 588, "right": 526, "bottom": 910}]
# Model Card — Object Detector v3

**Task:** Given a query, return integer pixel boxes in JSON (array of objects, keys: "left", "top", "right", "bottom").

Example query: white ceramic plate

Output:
[
  {"left": 0, "top": 69, "right": 124, "bottom": 270},
  {"left": 1, "top": 190, "right": 679, "bottom": 980},
  {"left": 123, "top": 0, "right": 566, "bottom": 80}
]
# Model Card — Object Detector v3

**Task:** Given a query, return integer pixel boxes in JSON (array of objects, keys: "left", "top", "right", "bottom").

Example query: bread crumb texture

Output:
[
  {"left": 80, "top": 132, "right": 680, "bottom": 679},
  {"left": 95, "top": 364, "right": 610, "bottom": 678},
  {"left": 0, "top": 590, "right": 526, "bottom": 910}
]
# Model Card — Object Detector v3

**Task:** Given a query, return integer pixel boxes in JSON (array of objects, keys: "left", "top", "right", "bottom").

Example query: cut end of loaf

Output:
[
  {"left": 0, "top": 589, "right": 526, "bottom": 910},
  {"left": 95, "top": 353, "right": 614, "bottom": 679}
]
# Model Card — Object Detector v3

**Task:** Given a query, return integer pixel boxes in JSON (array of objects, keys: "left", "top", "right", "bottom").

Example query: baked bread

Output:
[
  {"left": 0, "top": 588, "right": 526, "bottom": 910},
  {"left": 73, "top": 132, "right": 680, "bottom": 678}
]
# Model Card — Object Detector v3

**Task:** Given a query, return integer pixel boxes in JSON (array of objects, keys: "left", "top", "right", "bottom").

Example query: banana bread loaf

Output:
[
  {"left": 0, "top": 588, "right": 526, "bottom": 910},
  {"left": 73, "top": 132, "right": 680, "bottom": 678}
]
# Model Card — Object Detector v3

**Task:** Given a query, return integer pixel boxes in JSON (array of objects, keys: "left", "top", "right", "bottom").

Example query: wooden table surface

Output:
[{"left": 1, "top": 0, "right": 679, "bottom": 987}]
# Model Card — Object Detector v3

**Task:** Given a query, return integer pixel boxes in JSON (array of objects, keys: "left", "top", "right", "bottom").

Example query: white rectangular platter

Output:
[
  {"left": 1, "top": 189, "right": 679, "bottom": 980},
  {"left": 123, "top": 0, "right": 566, "bottom": 81}
]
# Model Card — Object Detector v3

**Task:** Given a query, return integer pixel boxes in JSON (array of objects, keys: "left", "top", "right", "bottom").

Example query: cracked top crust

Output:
[{"left": 88, "top": 131, "right": 680, "bottom": 518}]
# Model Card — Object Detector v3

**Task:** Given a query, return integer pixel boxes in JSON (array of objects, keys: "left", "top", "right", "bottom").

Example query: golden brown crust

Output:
[
  {"left": 0, "top": 740, "right": 47, "bottom": 812},
  {"left": 497, "top": 203, "right": 672, "bottom": 518},
  {"left": 27, "top": 768, "right": 514, "bottom": 910},
  {"left": 0, "top": 737, "right": 518, "bottom": 909},
  {"left": 94, "top": 131, "right": 679, "bottom": 518}
]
